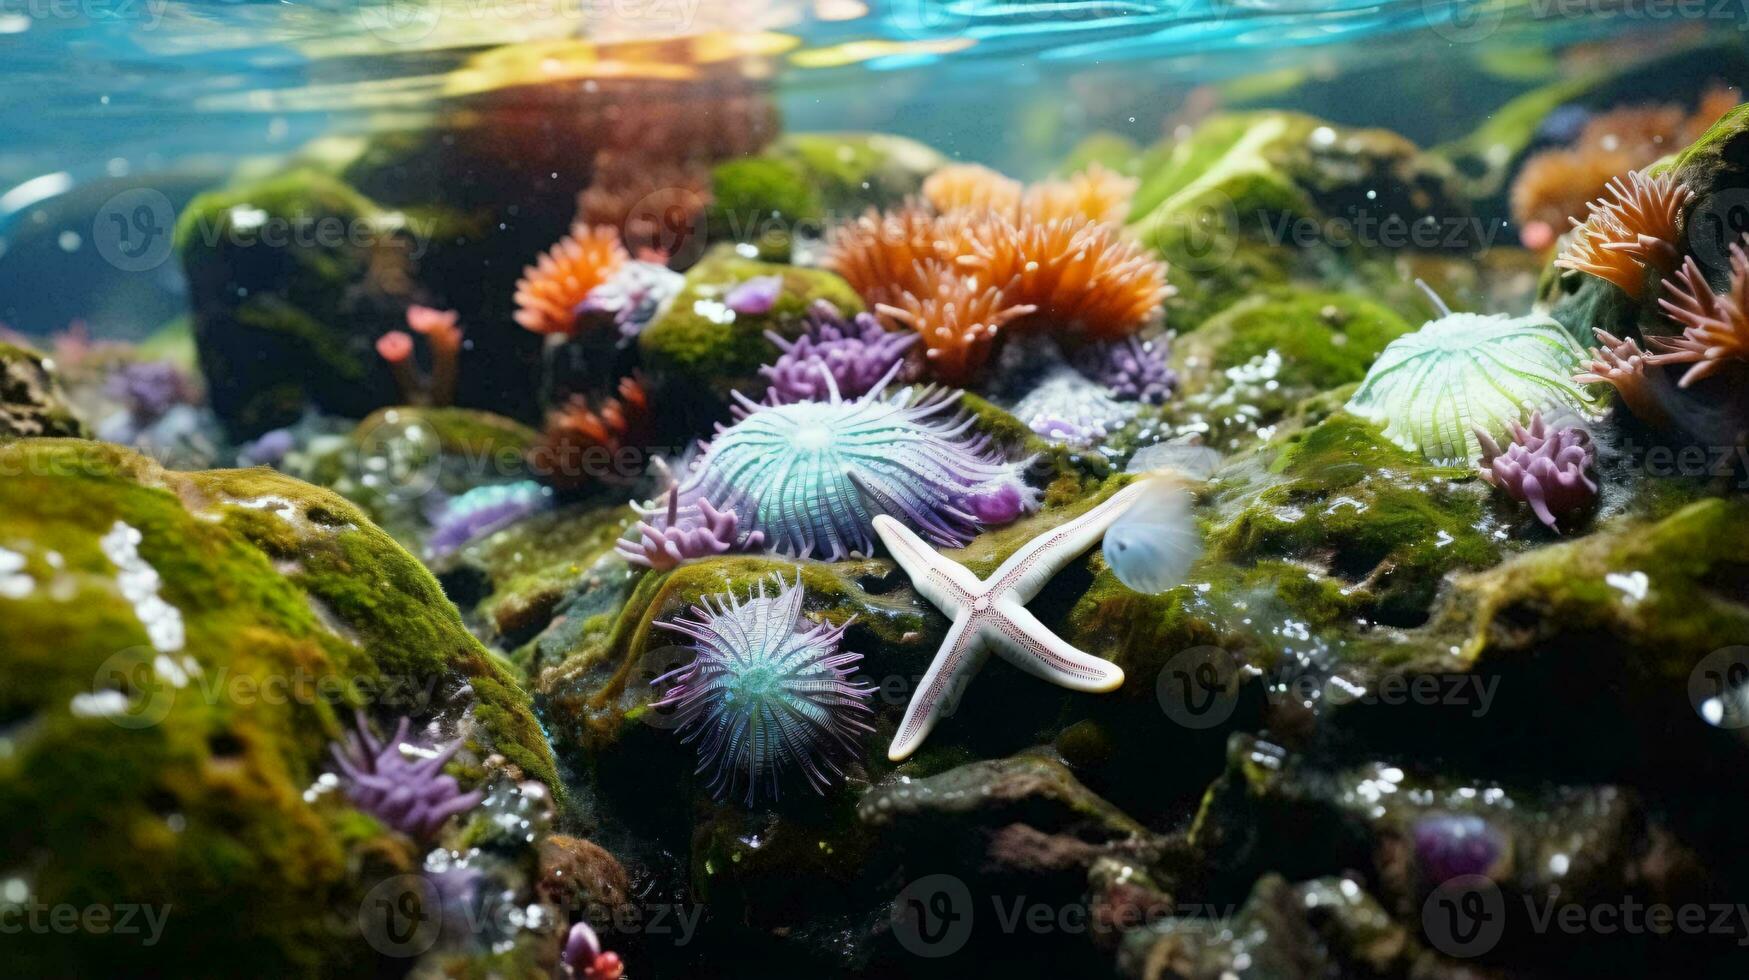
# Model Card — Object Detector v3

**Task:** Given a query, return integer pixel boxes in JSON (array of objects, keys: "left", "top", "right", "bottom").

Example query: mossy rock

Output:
[
  {"left": 706, "top": 156, "right": 825, "bottom": 259},
  {"left": 636, "top": 245, "right": 864, "bottom": 408},
  {"left": 1168, "top": 289, "right": 1413, "bottom": 451},
  {"left": 1128, "top": 111, "right": 1473, "bottom": 328},
  {"left": 1204, "top": 413, "right": 1505, "bottom": 629},
  {"left": 1, "top": 342, "right": 88, "bottom": 439},
  {"left": 0, "top": 440, "right": 556, "bottom": 974}
]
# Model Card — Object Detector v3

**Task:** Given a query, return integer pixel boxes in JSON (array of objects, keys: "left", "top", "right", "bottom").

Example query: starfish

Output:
[{"left": 872, "top": 480, "right": 1153, "bottom": 761}]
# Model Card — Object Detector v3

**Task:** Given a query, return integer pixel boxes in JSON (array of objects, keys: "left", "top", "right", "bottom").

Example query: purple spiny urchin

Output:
[
  {"left": 331, "top": 714, "right": 484, "bottom": 839},
  {"left": 674, "top": 365, "right": 1035, "bottom": 560},
  {"left": 1475, "top": 412, "right": 1598, "bottom": 533},
  {"left": 761, "top": 301, "right": 919, "bottom": 406},
  {"left": 654, "top": 574, "right": 875, "bottom": 806},
  {"left": 617, "top": 490, "right": 765, "bottom": 570},
  {"left": 1074, "top": 334, "right": 1177, "bottom": 404}
]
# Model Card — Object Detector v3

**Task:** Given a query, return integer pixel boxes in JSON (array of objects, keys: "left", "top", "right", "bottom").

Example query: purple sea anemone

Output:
[
  {"left": 669, "top": 367, "right": 1036, "bottom": 560},
  {"left": 1475, "top": 412, "right": 1598, "bottom": 533},
  {"left": 580, "top": 260, "right": 685, "bottom": 342},
  {"left": 1074, "top": 334, "right": 1177, "bottom": 404},
  {"left": 330, "top": 713, "right": 484, "bottom": 839},
  {"left": 105, "top": 360, "right": 197, "bottom": 424},
  {"left": 654, "top": 574, "right": 875, "bottom": 805},
  {"left": 724, "top": 274, "right": 784, "bottom": 315},
  {"left": 761, "top": 300, "right": 918, "bottom": 405},
  {"left": 425, "top": 481, "right": 553, "bottom": 559},
  {"left": 617, "top": 491, "right": 764, "bottom": 570},
  {"left": 563, "top": 920, "right": 624, "bottom": 980},
  {"left": 1412, "top": 813, "right": 1508, "bottom": 885}
]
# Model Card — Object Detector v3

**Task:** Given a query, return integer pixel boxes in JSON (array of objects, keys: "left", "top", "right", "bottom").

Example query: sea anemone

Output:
[
  {"left": 874, "top": 260, "right": 1036, "bottom": 384},
  {"left": 514, "top": 224, "right": 629, "bottom": 337},
  {"left": 1554, "top": 170, "right": 1695, "bottom": 298},
  {"left": 824, "top": 205, "right": 966, "bottom": 308},
  {"left": 1073, "top": 334, "right": 1177, "bottom": 404},
  {"left": 330, "top": 714, "right": 484, "bottom": 839},
  {"left": 922, "top": 163, "right": 1024, "bottom": 217},
  {"left": 426, "top": 480, "right": 554, "bottom": 559},
  {"left": 1346, "top": 286, "right": 1605, "bottom": 465},
  {"left": 529, "top": 375, "right": 651, "bottom": 490},
  {"left": 1573, "top": 328, "right": 1672, "bottom": 426},
  {"left": 725, "top": 274, "right": 784, "bottom": 315},
  {"left": 579, "top": 260, "right": 685, "bottom": 342},
  {"left": 617, "top": 490, "right": 763, "bottom": 570},
  {"left": 104, "top": 360, "right": 198, "bottom": 424},
  {"left": 960, "top": 214, "right": 1171, "bottom": 340},
  {"left": 1476, "top": 411, "right": 1598, "bottom": 533},
  {"left": 1011, "top": 365, "right": 1140, "bottom": 448},
  {"left": 653, "top": 574, "right": 875, "bottom": 805},
  {"left": 761, "top": 300, "right": 918, "bottom": 405},
  {"left": 669, "top": 369, "right": 1035, "bottom": 560},
  {"left": 1647, "top": 245, "right": 1749, "bottom": 388},
  {"left": 562, "top": 920, "right": 625, "bottom": 980},
  {"left": 1023, "top": 163, "right": 1139, "bottom": 226}
]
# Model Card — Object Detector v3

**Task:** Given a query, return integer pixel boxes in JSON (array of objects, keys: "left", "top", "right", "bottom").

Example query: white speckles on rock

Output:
[
  {"left": 0, "top": 546, "right": 33, "bottom": 599},
  {"left": 99, "top": 521, "right": 188, "bottom": 655}
]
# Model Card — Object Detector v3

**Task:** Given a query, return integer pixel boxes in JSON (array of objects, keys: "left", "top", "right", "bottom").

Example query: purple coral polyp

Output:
[
  {"left": 1476, "top": 412, "right": 1598, "bottom": 532},
  {"left": 761, "top": 300, "right": 918, "bottom": 405},
  {"left": 725, "top": 274, "right": 784, "bottom": 315},
  {"left": 617, "top": 492, "right": 764, "bottom": 570},
  {"left": 330, "top": 714, "right": 484, "bottom": 839},
  {"left": 1074, "top": 334, "right": 1177, "bottom": 404}
]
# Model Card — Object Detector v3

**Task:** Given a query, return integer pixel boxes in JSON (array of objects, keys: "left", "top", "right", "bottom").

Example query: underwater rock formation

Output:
[
  {"left": 0, "top": 439, "right": 557, "bottom": 974},
  {"left": 0, "top": 341, "right": 88, "bottom": 439}
]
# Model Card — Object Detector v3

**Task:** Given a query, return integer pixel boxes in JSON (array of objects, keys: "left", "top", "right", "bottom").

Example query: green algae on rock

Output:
[
  {"left": 636, "top": 245, "right": 865, "bottom": 407},
  {"left": 1, "top": 342, "right": 89, "bottom": 440},
  {"left": 0, "top": 440, "right": 556, "bottom": 975}
]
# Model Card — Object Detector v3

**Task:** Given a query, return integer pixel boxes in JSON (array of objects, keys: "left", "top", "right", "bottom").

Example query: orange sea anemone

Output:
[
  {"left": 1647, "top": 244, "right": 1749, "bottom": 388},
  {"left": 514, "top": 224, "right": 630, "bottom": 336},
  {"left": 824, "top": 205, "right": 970, "bottom": 307},
  {"left": 1573, "top": 328, "right": 1670, "bottom": 427},
  {"left": 874, "top": 260, "right": 1036, "bottom": 384},
  {"left": 529, "top": 375, "right": 652, "bottom": 490},
  {"left": 959, "top": 214, "right": 1171, "bottom": 339},
  {"left": 923, "top": 164, "right": 1025, "bottom": 217},
  {"left": 1022, "top": 163, "right": 1139, "bottom": 226},
  {"left": 1554, "top": 170, "right": 1694, "bottom": 299}
]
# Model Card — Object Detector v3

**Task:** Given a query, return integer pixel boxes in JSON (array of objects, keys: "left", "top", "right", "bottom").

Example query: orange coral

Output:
[
  {"left": 1022, "top": 163, "right": 1139, "bottom": 226},
  {"left": 529, "top": 375, "right": 652, "bottom": 490},
  {"left": 1573, "top": 328, "right": 1669, "bottom": 426},
  {"left": 1554, "top": 170, "right": 1694, "bottom": 299},
  {"left": 514, "top": 224, "right": 629, "bottom": 336},
  {"left": 959, "top": 214, "right": 1172, "bottom": 339},
  {"left": 874, "top": 261, "right": 1035, "bottom": 384},
  {"left": 824, "top": 205, "right": 969, "bottom": 308},
  {"left": 923, "top": 164, "right": 1024, "bottom": 217},
  {"left": 1647, "top": 245, "right": 1749, "bottom": 388}
]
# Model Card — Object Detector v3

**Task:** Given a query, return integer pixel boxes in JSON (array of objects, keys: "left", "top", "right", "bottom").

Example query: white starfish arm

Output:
[
  {"left": 987, "top": 479, "right": 1153, "bottom": 603},
  {"left": 990, "top": 601, "right": 1125, "bottom": 693},
  {"left": 888, "top": 614, "right": 983, "bottom": 762},
  {"left": 871, "top": 514, "right": 985, "bottom": 614}
]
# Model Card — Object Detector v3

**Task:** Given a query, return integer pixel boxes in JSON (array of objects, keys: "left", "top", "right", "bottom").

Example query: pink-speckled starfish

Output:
[{"left": 871, "top": 480, "right": 1152, "bottom": 761}]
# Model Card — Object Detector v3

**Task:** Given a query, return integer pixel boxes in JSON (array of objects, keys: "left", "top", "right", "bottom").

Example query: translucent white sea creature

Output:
[{"left": 1102, "top": 477, "right": 1203, "bottom": 594}]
